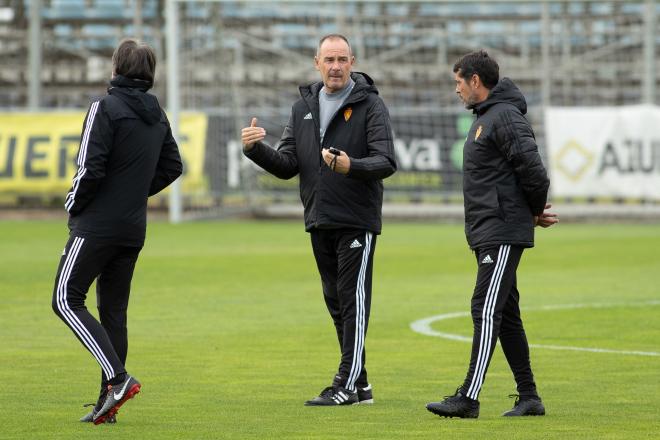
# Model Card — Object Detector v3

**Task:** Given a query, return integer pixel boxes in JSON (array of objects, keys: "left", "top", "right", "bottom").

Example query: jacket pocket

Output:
[
  {"left": 496, "top": 184, "right": 530, "bottom": 223},
  {"left": 465, "top": 184, "right": 501, "bottom": 225}
]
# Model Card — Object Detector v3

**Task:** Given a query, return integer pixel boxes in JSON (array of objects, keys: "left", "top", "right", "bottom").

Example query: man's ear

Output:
[
  {"left": 471, "top": 73, "right": 481, "bottom": 89},
  {"left": 314, "top": 56, "right": 320, "bottom": 71}
]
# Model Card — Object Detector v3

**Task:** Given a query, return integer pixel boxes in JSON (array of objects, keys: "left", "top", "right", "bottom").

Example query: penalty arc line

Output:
[{"left": 409, "top": 300, "right": 660, "bottom": 357}]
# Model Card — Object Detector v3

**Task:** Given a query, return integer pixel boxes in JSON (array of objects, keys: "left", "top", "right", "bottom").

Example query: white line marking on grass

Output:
[{"left": 410, "top": 300, "right": 660, "bottom": 357}]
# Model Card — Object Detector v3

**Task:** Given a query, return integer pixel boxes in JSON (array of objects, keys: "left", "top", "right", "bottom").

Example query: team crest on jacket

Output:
[
  {"left": 475, "top": 125, "right": 483, "bottom": 140},
  {"left": 344, "top": 107, "right": 352, "bottom": 122}
]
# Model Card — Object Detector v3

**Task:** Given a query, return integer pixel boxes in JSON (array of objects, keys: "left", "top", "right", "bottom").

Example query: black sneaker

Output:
[
  {"left": 80, "top": 404, "right": 116, "bottom": 423},
  {"left": 426, "top": 389, "right": 480, "bottom": 418},
  {"left": 92, "top": 375, "right": 141, "bottom": 425},
  {"left": 80, "top": 387, "right": 116, "bottom": 423},
  {"left": 502, "top": 394, "right": 545, "bottom": 416},
  {"left": 304, "top": 386, "right": 358, "bottom": 406},
  {"left": 357, "top": 384, "right": 373, "bottom": 404}
]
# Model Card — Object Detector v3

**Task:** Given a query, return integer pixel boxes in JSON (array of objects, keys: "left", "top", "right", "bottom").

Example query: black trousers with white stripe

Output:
[
  {"left": 311, "top": 229, "right": 376, "bottom": 392},
  {"left": 52, "top": 235, "right": 141, "bottom": 384},
  {"left": 460, "top": 245, "right": 538, "bottom": 401}
]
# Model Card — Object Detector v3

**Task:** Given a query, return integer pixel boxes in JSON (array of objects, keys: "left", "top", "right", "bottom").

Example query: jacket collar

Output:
[
  {"left": 107, "top": 75, "right": 161, "bottom": 125},
  {"left": 109, "top": 74, "right": 153, "bottom": 92},
  {"left": 472, "top": 77, "right": 527, "bottom": 116},
  {"left": 299, "top": 71, "right": 378, "bottom": 104}
]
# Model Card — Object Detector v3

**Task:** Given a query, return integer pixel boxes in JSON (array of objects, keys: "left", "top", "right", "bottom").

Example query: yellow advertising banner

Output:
[{"left": 0, "top": 111, "right": 207, "bottom": 196}]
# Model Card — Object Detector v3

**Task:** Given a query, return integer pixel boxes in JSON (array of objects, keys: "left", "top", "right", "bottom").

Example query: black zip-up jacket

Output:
[
  {"left": 244, "top": 72, "right": 397, "bottom": 234},
  {"left": 463, "top": 77, "right": 549, "bottom": 249},
  {"left": 66, "top": 75, "right": 183, "bottom": 247}
]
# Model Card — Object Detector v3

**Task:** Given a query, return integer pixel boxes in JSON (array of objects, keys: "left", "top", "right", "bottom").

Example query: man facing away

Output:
[
  {"left": 426, "top": 50, "right": 558, "bottom": 419},
  {"left": 241, "top": 34, "right": 396, "bottom": 406},
  {"left": 52, "top": 38, "right": 182, "bottom": 424}
]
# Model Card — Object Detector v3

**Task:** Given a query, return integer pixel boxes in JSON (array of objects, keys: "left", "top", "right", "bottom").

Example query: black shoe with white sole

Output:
[
  {"left": 304, "top": 386, "right": 358, "bottom": 406},
  {"left": 357, "top": 384, "right": 373, "bottom": 404}
]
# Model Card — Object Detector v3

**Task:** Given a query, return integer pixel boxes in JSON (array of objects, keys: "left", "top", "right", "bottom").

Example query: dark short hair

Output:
[
  {"left": 453, "top": 50, "right": 499, "bottom": 89},
  {"left": 317, "top": 34, "right": 352, "bottom": 56},
  {"left": 112, "top": 38, "right": 156, "bottom": 83}
]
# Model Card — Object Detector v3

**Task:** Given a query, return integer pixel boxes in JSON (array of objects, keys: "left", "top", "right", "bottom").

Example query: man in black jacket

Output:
[
  {"left": 241, "top": 34, "right": 396, "bottom": 406},
  {"left": 426, "top": 51, "right": 558, "bottom": 419},
  {"left": 52, "top": 38, "right": 182, "bottom": 425}
]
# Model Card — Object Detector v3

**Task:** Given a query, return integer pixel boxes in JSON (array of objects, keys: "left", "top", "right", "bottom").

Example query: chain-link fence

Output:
[{"left": 2, "top": 1, "right": 659, "bottom": 220}]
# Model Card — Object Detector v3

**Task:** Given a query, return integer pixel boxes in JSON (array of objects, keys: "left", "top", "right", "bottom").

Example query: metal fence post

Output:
[{"left": 166, "top": 0, "right": 182, "bottom": 223}]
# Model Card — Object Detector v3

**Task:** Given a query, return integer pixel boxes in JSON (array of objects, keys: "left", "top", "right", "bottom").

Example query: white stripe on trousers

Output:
[
  {"left": 55, "top": 237, "right": 115, "bottom": 379},
  {"left": 466, "top": 244, "right": 511, "bottom": 400},
  {"left": 65, "top": 101, "right": 99, "bottom": 212},
  {"left": 346, "top": 232, "right": 372, "bottom": 391}
]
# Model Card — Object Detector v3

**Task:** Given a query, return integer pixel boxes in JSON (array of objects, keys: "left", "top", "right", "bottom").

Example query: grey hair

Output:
[{"left": 317, "top": 34, "right": 353, "bottom": 56}]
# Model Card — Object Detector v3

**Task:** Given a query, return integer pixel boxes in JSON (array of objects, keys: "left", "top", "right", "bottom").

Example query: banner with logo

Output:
[
  {"left": 0, "top": 111, "right": 207, "bottom": 196},
  {"left": 546, "top": 105, "right": 660, "bottom": 200},
  {"left": 209, "top": 112, "right": 473, "bottom": 196},
  {"left": 1, "top": 110, "right": 473, "bottom": 204}
]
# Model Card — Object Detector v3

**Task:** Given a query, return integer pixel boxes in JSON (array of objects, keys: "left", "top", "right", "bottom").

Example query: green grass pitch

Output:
[{"left": 1, "top": 219, "right": 659, "bottom": 439}]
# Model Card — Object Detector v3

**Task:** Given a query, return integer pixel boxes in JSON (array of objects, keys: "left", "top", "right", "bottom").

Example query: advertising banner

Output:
[
  {"left": 2, "top": 109, "right": 475, "bottom": 202},
  {"left": 210, "top": 112, "right": 473, "bottom": 196},
  {"left": 0, "top": 111, "right": 208, "bottom": 196},
  {"left": 546, "top": 105, "right": 660, "bottom": 200}
]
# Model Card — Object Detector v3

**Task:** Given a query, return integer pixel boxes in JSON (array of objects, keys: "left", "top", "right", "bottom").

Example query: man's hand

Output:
[
  {"left": 241, "top": 117, "right": 266, "bottom": 151},
  {"left": 322, "top": 148, "right": 351, "bottom": 175},
  {"left": 534, "top": 203, "right": 559, "bottom": 228}
]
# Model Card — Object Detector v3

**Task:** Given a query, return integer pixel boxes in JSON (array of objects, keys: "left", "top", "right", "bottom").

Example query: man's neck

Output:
[{"left": 475, "top": 88, "right": 490, "bottom": 104}]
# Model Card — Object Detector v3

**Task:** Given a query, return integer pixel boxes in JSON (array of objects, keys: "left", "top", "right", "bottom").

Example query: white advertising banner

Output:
[{"left": 545, "top": 105, "right": 660, "bottom": 200}]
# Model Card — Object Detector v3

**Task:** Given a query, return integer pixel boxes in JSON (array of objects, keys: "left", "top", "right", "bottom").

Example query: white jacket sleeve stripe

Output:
[{"left": 66, "top": 101, "right": 99, "bottom": 212}]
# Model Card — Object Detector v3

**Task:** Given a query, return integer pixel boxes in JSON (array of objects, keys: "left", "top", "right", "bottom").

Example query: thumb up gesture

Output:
[{"left": 241, "top": 117, "right": 266, "bottom": 151}]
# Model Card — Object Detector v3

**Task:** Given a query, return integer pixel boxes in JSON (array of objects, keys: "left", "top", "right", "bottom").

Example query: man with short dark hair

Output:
[
  {"left": 241, "top": 34, "right": 396, "bottom": 406},
  {"left": 425, "top": 50, "right": 558, "bottom": 419},
  {"left": 52, "top": 38, "right": 182, "bottom": 424}
]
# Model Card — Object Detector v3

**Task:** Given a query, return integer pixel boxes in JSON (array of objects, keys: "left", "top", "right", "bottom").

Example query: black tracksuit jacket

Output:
[
  {"left": 245, "top": 72, "right": 397, "bottom": 234},
  {"left": 463, "top": 78, "right": 550, "bottom": 249},
  {"left": 66, "top": 75, "right": 183, "bottom": 247}
]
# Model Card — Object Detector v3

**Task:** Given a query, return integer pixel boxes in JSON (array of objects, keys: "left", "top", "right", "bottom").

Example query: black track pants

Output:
[
  {"left": 311, "top": 229, "right": 376, "bottom": 392},
  {"left": 52, "top": 235, "right": 140, "bottom": 383},
  {"left": 460, "top": 245, "right": 538, "bottom": 400}
]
